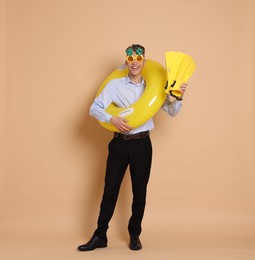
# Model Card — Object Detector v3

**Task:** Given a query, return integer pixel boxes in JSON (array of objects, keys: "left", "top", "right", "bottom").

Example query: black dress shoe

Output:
[
  {"left": 129, "top": 235, "right": 142, "bottom": 250},
  {"left": 77, "top": 235, "right": 107, "bottom": 251}
]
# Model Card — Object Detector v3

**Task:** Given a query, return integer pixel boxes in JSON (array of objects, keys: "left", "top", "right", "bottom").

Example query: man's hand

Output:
[
  {"left": 110, "top": 116, "right": 133, "bottom": 133},
  {"left": 177, "top": 83, "right": 188, "bottom": 99},
  {"left": 180, "top": 83, "right": 187, "bottom": 95}
]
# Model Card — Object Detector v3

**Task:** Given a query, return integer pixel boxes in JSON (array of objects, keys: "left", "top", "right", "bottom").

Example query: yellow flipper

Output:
[{"left": 165, "top": 52, "right": 196, "bottom": 98}]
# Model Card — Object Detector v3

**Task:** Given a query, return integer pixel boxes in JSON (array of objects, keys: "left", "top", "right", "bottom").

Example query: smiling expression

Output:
[{"left": 125, "top": 51, "right": 146, "bottom": 79}]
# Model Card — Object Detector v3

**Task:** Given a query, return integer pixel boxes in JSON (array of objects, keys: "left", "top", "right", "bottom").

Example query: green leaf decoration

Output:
[
  {"left": 126, "top": 48, "right": 133, "bottom": 56},
  {"left": 135, "top": 47, "right": 143, "bottom": 55}
]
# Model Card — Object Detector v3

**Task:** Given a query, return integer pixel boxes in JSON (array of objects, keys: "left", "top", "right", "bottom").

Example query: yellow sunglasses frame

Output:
[{"left": 126, "top": 55, "right": 144, "bottom": 63}]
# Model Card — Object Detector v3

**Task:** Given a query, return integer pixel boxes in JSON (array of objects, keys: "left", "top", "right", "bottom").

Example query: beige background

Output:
[{"left": 1, "top": 0, "right": 255, "bottom": 259}]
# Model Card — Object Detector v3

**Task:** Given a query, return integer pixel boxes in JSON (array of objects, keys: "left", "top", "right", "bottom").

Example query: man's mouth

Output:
[{"left": 131, "top": 66, "right": 140, "bottom": 70}]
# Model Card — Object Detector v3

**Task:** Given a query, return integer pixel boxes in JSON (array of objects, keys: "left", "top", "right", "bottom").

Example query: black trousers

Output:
[{"left": 94, "top": 135, "right": 152, "bottom": 239}]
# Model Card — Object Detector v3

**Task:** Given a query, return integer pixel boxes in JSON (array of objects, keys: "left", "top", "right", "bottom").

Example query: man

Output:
[{"left": 77, "top": 44, "right": 187, "bottom": 251}]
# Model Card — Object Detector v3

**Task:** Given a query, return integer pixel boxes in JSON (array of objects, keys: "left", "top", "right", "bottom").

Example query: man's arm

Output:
[
  {"left": 89, "top": 82, "right": 132, "bottom": 132},
  {"left": 161, "top": 97, "right": 182, "bottom": 116},
  {"left": 89, "top": 83, "right": 114, "bottom": 123},
  {"left": 161, "top": 83, "right": 187, "bottom": 116}
]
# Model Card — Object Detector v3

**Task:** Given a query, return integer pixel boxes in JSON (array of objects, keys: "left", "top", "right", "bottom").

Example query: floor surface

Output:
[{"left": 1, "top": 237, "right": 255, "bottom": 260}]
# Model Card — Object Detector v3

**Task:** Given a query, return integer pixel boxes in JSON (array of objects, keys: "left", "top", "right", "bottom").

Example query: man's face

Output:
[{"left": 125, "top": 51, "right": 146, "bottom": 78}]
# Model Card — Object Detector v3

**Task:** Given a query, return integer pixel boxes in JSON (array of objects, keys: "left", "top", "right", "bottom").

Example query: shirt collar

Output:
[{"left": 125, "top": 75, "right": 145, "bottom": 86}]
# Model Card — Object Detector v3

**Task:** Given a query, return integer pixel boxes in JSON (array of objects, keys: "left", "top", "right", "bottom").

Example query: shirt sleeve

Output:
[
  {"left": 89, "top": 82, "right": 115, "bottom": 123},
  {"left": 161, "top": 95, "right": 182, "bottom": 116}
]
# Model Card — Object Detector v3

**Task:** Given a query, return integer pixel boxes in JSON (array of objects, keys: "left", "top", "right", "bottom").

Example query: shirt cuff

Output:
[{"left": 105, "top": 113, "right": 112, "bottom": 123}]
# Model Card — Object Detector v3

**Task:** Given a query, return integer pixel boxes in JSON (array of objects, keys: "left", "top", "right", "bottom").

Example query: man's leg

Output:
[
  {"left": 78, "top": 138, "right": 129, "bottom": 251},
  {"left": 128, "top": 136, "right": 152, "bottom": 237},
  {"left": 94, "top": 138, "right": 129, "bottom": 239}
]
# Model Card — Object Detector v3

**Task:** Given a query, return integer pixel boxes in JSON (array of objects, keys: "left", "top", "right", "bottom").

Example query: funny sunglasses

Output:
[{"left": 126, "top": 55, "right": 144, "bottom": 63}]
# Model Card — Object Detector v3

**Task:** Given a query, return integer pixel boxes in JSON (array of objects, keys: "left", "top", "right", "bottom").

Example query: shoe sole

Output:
[
  {"left": 129, "top": 246, "right": 142, "bottom": 251},
  {"left": 78, "top": 244, "right": 107, "bottom": 251}
]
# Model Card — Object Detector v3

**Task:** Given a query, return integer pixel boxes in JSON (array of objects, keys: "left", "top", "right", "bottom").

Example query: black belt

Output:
[{"left": 114, "top": 131, "right": 150, "bottom": 140}]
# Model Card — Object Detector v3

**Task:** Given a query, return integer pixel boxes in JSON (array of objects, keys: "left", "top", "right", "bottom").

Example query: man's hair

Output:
[{"left": 125, "top": 44, "right": 145, "bottom": 56}]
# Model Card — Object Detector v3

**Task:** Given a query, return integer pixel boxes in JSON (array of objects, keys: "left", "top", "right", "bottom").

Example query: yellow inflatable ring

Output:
[{"left": 96, "top": 59, "right": 167, "bottom": 132}]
